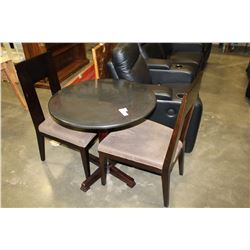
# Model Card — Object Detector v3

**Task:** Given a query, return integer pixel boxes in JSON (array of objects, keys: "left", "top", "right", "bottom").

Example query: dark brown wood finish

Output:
[
  {"left": 99, "top": 73, "right": 203, "bottom": 207},
  {"left": 80, "top": 132, "right": 136, "bottom": 192},
  {"left": 80, "top": 158, "right": 136, "bottom": 191},
  {"left": 15, "top": 52, "right": 97, "bottom": 181},
  {"left": 47, "top": 79, "right": 156, "bottom": 191},
  {"left": 22, "top": 43, "right": 89, "bottom": 82}
]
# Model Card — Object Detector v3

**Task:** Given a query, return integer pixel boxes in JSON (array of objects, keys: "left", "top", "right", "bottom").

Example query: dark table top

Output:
[{"left": 48, "top": 79, "right": 157, "bottom": 131}]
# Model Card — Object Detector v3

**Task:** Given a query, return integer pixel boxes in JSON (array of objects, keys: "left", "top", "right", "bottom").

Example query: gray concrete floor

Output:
[{"left": 1, "top": 49, "right": 250, "bottom": 207}]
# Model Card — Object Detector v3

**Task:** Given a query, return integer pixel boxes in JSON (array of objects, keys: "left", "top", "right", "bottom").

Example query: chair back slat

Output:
[
  {"left": 15, "top": 52, "right": 61, "bottom": 130},
  {"left": 163, "top": 72, "right": 203, "bottom": 170}
]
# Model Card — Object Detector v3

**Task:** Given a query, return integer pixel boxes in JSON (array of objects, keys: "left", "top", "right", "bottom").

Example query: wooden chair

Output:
[
  {"left": 98, "top": 74, "right": 202, "bottom": 207},
  {"left": 15, "top": 52, "right": 98, "bottom": 178},
  {"left": 1, "top": 60, "right": 28, "bottom": 110},
  {"left": 92, "top": 43, "right": 116, "bottom": 79},
  {"left": 1, "top": 43, "right": 27, "bottom": 110}
]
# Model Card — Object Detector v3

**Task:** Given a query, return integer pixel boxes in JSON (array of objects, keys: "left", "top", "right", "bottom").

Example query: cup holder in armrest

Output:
[
  {"left": 174, "top": 64, "right": 183, "bottom": 69},
  {"left": 154, "top": 91, "right": 172, "bottom": 100},
  {"left": 176, "top": 93, "right": 185, "bottom": 99}
]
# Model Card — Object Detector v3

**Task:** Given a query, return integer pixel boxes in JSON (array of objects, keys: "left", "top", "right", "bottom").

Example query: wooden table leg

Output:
[
  {"left": 89, "top": 154, "right": 100, "bottom": 166},
  {"left": 98, "top": 132, "right": 109, "bottom": 141},
  {"left": 80, "top": 168, "right": 101, "bottom": 192},
  {"left": 80, "top": 158, "right": 136, "bottom": 191},
  {"left": 109, "top": 165, "right": 136, "bottom": 188},
  {"left": 80, "top": 132, "right": 136, "bottom": 191}
]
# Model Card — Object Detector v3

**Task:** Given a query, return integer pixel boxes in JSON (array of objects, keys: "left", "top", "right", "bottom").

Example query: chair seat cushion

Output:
[
  {"left": 98, "top": 120, "right": 183, "bottom": 170},
  {"left": 39, "top": 115, "right": 96, "bottom": 148}
]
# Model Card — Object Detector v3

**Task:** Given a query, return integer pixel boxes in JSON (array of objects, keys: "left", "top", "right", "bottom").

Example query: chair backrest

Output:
[
  {"left": 92, "top": 43, "right": 117, "bottom": 79},
  {"left": 108, "top": 43, "right": 152, "bottom": 84},
  {"left": 163, "top": 72, "right": 203, "bottom": 171},
  {"left": 138, "top": 43, "right": 166, "bottom": 59},
  {"left": 15, "top": 52, "right": 61, "bottom": 130},
  {"left": 160, "top": 43, "right": 173, "bottom": 57}
]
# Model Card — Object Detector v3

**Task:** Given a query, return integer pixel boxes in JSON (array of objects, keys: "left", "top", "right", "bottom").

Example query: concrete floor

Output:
[{"left": 1, "top": 49, "right": 250, "bottom": 207}]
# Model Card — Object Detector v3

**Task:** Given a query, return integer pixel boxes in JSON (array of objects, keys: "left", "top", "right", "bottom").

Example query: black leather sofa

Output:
[
  {"left": 139, "top": 43, "right": 211, "bottom": 72},
  {"left": 162, "top": 43, "right": 211, "bottom": 69},
  {"left": 138, "top": 43, "right": 198, "bottom": 83},
  {"left": 107, "top": 43, "right": 203, "bottom": 153},
  {"left": 139, "top": 43, "right": 200, "bottom": 69},
  {"left": 109, "top": 43, "right": 197, "bottom": 84}
]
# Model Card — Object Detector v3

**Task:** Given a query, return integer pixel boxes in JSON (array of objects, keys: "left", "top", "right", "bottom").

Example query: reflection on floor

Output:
[{"left": 1, "top": 48, "right": 250, "bottom": 207}]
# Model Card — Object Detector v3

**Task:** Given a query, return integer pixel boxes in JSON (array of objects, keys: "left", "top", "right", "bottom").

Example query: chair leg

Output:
[
  {"left": 80, "top": 148, "right": 91, "bottom": 178},
  {"left": 161, "top": 171, "right": 171, "bottom": 207},
  {"left": 178, "top": 148, "right": 184, "bottom": 176},
  {"left": 99, "top": 153, "right": 107, "bottom": 185},
  {"left": 36, "top": 133, "right": 45, "bottom": 161}
]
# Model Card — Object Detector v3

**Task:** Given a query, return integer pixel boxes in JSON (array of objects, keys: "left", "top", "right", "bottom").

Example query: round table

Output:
[
  {"left": 49, "top": 79, "right": 156, "bottom": 131},
  {"left": 48, "top": 79, "right": 156, "bottom": 190}
]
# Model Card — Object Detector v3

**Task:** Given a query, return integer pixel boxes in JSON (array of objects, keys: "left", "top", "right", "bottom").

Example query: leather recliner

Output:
[
  {"left": 107, "top": 43, "right": 203, "bottom": 153},
  {"left": 139, "top": 43, "right": 212, "bottom": 73},
  {"left": 109, "top": 43, "right": 196, "bottom": 84},
  {"left": 161, "top": 43, "right": 212, "bottom": 70},
  {"left": 138, "top": 43, "right": 201, "bottom": 72}
]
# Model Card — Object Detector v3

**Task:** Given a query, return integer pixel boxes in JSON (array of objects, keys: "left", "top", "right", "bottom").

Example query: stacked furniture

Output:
[
  {"left": 1, "top": 58, "right": 28, "bottom": 110},
  {"left": 107, "top": 43, "right": 209, "bottom": 152},
  {"left": 92, "top": 43, "right": 117, "bottom": 79},
  {"left": 22, "top": 43, "right": 89, "bottom": 82}
]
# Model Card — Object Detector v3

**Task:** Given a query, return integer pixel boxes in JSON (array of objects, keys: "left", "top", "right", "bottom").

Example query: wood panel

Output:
[
  {"left": 22, "top": 43, "right": 89, "bottom": 82},
  {"left": 92, "top": 43, "right": 117, "bottom": 79}
]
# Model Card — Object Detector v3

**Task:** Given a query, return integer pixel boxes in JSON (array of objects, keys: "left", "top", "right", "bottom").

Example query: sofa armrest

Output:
[
  {"left": 148, "top": 96, "right": 203, "bottom": 152},
  {"left": 145, "top": 58, "right": 171, "bottom": 70},
  {"left": 145, "top": 84, "right": 172, "bottom": 99},
  {"left": 149, "top": 68, "right": 194, "bottom": 84}
]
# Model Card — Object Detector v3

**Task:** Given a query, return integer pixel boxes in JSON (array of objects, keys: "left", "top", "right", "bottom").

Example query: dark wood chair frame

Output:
[
  {"left": 99, "top": 74, "right": 202, "bottom": 207},
  {"left": 15, "top": 52, "right": 98, "bottom": 178}
]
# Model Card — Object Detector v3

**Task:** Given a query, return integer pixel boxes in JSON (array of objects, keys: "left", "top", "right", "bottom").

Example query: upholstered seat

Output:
[
  {"left": 98, "top": 119, "right": 182, "bottom": 170},
  {"left": 39, "top": 115, "right": 96, "bottom": 148}
]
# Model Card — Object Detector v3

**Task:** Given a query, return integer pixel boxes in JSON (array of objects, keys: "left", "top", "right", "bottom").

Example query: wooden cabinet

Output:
[
  {"left": 22, "top": 43, "right": 89, "bottom": 82},
  {"left": 92, "top": 43, "right": 117, "bottom": 79}
]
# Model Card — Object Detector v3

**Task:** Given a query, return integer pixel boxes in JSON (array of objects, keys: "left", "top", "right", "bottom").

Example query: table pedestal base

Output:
[
  {"left": 109, "top": 165, "right": 136, "bottom": 188},
  {"left": 80, "top": 154, "right": 136, "bottom": 192}
]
